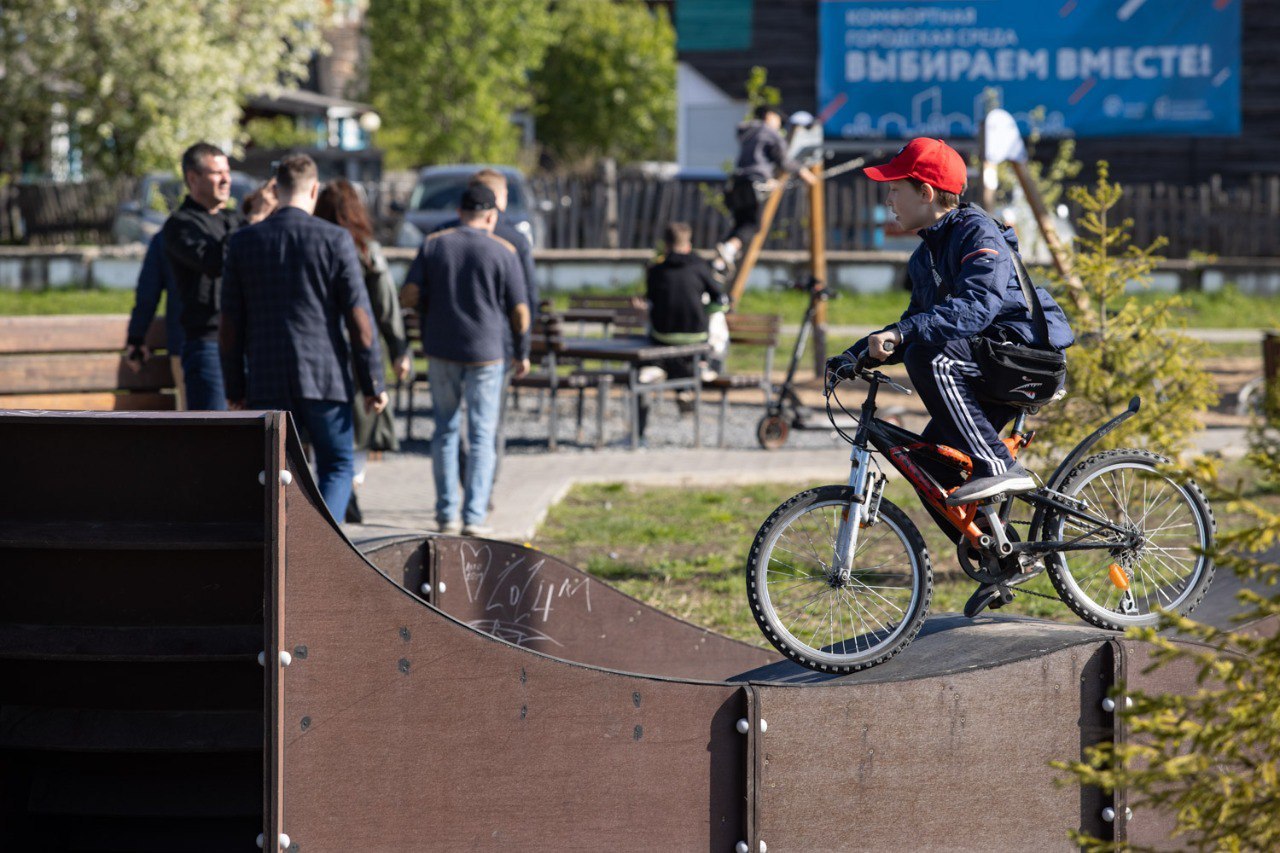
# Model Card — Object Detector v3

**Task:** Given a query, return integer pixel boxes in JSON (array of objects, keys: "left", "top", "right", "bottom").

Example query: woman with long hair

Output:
[{"left": 315, "top": 178, "right": 411, "bottom": 522}]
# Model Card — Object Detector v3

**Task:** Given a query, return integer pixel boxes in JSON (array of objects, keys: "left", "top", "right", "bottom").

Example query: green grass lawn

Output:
[
  {"left": 533, "top": 457, "right": 1268, "bottom": 650},
  {"left": 5, "top": 283, "right": 1278, "bottom": 331},
  {"left": 0, "top": 287, "right": 136, "bottom": 315},
  {"left": 551, "top": 284, "right": 1280, "bottom": 331}
]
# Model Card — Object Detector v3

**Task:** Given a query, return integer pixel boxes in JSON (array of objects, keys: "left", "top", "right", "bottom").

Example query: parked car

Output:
[
  {"left": 113, "top": 171, "right": 255, "bottom": 244},
  {"left": 394, "top": 165, "right": 546, "bottom": 249}
]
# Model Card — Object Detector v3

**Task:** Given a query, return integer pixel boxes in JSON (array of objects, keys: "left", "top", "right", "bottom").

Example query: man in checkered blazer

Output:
[{"left": 220, "top": 154, "right": 388, "bottom": 520}]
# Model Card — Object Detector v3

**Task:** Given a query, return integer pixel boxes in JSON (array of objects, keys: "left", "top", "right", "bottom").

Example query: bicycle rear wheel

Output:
[
  {"left": 746, "top": 486, "right": 932, "bottom": 673},
  {"left": 1044, "top": 449, "right": 1215, "bottom": 630}
]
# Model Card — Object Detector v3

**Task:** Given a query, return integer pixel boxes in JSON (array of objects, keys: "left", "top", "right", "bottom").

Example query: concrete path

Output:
[{"left": 344, "top": 423, "right": 1249, "bottom": 544}]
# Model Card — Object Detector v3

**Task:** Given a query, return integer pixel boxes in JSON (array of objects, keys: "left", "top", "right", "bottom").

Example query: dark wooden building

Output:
[{"left": 674, "top": 0, "right": 1279, "bottom": 187}]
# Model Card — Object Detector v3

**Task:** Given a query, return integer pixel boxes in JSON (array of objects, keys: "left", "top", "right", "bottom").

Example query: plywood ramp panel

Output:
[
  {"left": 363, "top": 535, "right": 778, "bottom": 680},
  {"left": 746, "top": 644, "right": 1114, "bottom": 852},
  {"left": 282, "top": 479, "right": 748, "bottom": 852}
]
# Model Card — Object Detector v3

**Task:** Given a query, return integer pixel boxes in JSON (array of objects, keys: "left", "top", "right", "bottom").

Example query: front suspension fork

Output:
[{"left": 833, "top": 445, "right": 874, "bottom": 575}]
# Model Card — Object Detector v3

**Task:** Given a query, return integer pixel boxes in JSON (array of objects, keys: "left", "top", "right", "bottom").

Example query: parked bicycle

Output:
[{"left": 746, "top": 358, "right": 1216, "bottom": 673}]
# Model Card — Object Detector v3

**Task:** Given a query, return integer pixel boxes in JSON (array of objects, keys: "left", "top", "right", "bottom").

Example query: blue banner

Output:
[{"left": 818, "top": 0, "right": 1241, "bottom": 139}]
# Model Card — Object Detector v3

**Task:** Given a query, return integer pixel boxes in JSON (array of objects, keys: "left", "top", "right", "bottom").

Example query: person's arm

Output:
[
  {"left": 516, "top": 232, "right": 538, "bottom": 319},
  {"left": 367, "top": 244, "right": 412, "bottom": 382},
  {"left": 218, "top": 237, "right": 247, "bottom": 408},
  {"left": 502, "top": 249, "right": 531, "bottom": 376},
  {"left": 893, "top": 221, "right": 1012, "bottom": 346},
  {"left": 124, "top": 232, "right": 167, "bottom": 368},
  {"left": 163, "top": 211, "right": 228, "bottom": 278},
  {"left": 765, "top": 130, "right": 814, "bottom": 184},
  {"left": 335, "top": 232, "right": 386, "bottom": 407},
  {"left": 399, "top": 244, "right": 426, "bottom": 313},
  {"left": 700, "top": 263, "right": 728, "bottom": 313},
  {"left": 366, "top": 244, "right": 408, "bottom": 359}
]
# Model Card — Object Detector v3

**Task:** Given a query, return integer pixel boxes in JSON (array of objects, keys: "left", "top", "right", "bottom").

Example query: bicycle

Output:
[{"left": 745, "top": 359, "right": 1217, "bottom": 674}]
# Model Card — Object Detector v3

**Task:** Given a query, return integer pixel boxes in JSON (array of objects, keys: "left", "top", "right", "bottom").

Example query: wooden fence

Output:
[
  {"left": 2, "top": 172, "right": 1278, "bottom": 258},
  {"left": 3, "top": 177, "right": 137, "bottom": 246},
  {"left": 527, "top": 173, "right": 886, "bottom": 253},
  {"left": 1115, "top": 175, "right": 1280, "bottom": 259}
]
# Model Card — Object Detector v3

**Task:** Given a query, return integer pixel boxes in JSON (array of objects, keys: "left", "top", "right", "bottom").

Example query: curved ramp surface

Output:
[
  {"left": 358, "top": 532, "right": 778, "bottom": 679},
  {"left": 1, "top": 411, "right": 1260, "bottom": 852}
]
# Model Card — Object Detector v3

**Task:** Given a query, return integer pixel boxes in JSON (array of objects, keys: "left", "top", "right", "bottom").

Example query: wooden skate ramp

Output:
[
  {"left": 357, "top": 532, "right": 778, "bottom": 679},
  {"left": 0, "top": 411, "right": 1256, "bottom": 851}
]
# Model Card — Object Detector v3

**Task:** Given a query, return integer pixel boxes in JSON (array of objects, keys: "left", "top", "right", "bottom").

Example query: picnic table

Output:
[{"left": 558, "top": 336, "right": 710, "bottom": 449}]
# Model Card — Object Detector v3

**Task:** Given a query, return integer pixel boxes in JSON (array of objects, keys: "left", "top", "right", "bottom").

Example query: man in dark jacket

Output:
[
  {"left": 162, "top": 142, "right": 243, "bottom": 410},
  {"left": 716, "top": 106, "right": 817, "bottom": 270},
  {"left": 637, "top": 222, "right": 728, "bottom": 438},
  {"left": 829, "top": 138, "right": 1074, "bottom": 505},
  {"left": 220, "top": 154, "right": 388, "bottom": 521}
]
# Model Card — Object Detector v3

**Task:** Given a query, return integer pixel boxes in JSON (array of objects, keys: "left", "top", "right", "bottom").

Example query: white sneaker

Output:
[
  {"left": 438, "top": 519, "right": 462, "bottom": 534},
  {"left": 638, "top": 366, "right": 667, "bottom": 384},
  {"left": 462, "top": 523, "right": 493, "bottom": 537}
]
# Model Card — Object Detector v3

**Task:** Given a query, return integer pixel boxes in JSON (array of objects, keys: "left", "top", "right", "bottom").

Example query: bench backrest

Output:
[
  {"left": 725, "top": 312, "right": 782, "bottom": 347},
  {"left": 567, "top": 294, "right": 648, "bottom": 336},
  {"left": 0, "top": 314, "right": 176, "bottom": 411}
]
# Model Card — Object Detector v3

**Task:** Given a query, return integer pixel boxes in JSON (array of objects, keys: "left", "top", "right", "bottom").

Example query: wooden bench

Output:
[
  {"left": 508, "top": 313, "right": 613, "bottom": 450},
  {"left": 704, "top": 312, "right": 782, "bottom": 447},
  {"left": 566, "top": 294, "right": 648, "bottom": 336},
  {"left": 0, "top": 314, "right": 178, "bottom": 411}
]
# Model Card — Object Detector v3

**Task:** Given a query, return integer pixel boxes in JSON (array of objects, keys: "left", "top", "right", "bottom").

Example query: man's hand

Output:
[
  {"left": 511, "top": 358, "right": 531, "bottom": 379},
  {"left": 227, "top": 399, "right": 246, "bottom": 411},
  {"left": 122, "top": 344, "right": 150, "bottom": 373},
  {"left": 866, "top": 328, "right": 902, "bottom": 361},
  {"left": 365, "top": 391, "right": 389, "bottom": 415},
  {"left": 825, "top": 353, "right": 856, "bottom": 378},
  {"left": 394, "top": 353, "right": 413, "bottom": 381},
  {"left": 399, "top": 283, "right": 419, "bottom": 310}
]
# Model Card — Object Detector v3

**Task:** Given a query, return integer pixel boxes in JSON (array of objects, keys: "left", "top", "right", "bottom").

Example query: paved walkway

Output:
[{"left": 345, "top": 422, "right": 1249, "bottom": 544}]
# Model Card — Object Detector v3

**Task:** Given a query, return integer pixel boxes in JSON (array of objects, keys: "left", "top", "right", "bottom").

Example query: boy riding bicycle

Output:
[{"left": 828, "top": 137, "right": 1074, "bottom": 506}]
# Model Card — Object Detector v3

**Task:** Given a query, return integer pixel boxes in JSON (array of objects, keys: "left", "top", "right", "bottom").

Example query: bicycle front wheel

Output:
[
  {"left": 746, "top": 486, "right": 932, "bottom": 673},
  {"left": 1044, "top": 449, "right": 1216, "bottom": 630}
]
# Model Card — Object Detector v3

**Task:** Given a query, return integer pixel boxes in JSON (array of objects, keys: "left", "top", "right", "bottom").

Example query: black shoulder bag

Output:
[{"left": 969, "top": 250, "right": 1068, "bottom": 409}]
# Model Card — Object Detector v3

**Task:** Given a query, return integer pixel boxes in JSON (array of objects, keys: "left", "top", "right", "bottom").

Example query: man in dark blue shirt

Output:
[
  {"left": 220, "top": 154, "right": 388, "bottom": 521},
  {"left": 410, "top": 168, "right": 538, "bottom": 330},
  {"left": 401, "top": 184, "right": 530, "bottom": 535}
]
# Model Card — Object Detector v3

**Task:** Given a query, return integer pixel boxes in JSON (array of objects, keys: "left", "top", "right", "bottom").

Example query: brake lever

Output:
[{"left": 885, "top": 378, "right": 914, "bottom": 396}]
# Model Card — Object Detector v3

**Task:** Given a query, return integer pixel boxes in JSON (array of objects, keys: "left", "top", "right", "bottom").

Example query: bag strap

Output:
[{"left": 968, "top": 204, "right": 1051, "bottom": 346}]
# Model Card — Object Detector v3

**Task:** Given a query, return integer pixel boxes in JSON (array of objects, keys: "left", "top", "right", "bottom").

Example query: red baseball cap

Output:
[{"left": 863, "top": 138, "right": 968, "bottom": 195}]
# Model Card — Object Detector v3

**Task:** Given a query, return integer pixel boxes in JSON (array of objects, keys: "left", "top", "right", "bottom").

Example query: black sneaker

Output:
[
  {"left": 945, "top": 463, "right": 1036, "bottom": 506},
  {"left": 344, "top": 492, "right": 363, "bottom": 524}
]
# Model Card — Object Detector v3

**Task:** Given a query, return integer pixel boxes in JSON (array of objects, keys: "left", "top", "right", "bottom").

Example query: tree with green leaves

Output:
[
  {"left": 1056, "top": 433, "right": 1280, "bottom": 851},
  {"left": 366, "top": 0, "right": 554, "bottom": 170},
  {"left": 533, "top": 0, "right": 676, "bottom": 165},
  {"left": 1030, "top": 163, "right": 1217, "bottom": 458},
  {"left": 0, "top": 0, "right": 324, "bottom": 178}
]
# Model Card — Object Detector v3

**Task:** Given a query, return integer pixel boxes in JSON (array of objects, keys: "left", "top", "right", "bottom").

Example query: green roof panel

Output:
[{"left": 677, "top": 0, "right": 754, "bottom": 52}]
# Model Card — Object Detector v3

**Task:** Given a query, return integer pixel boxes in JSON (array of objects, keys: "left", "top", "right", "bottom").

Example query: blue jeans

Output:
[
  {"left": 429, "top": 359, "right": 504, "bottom": 526},
  {"left": 181, "top": 339, "right": 227, "bottom": 411},
  {"left": 253, "top": 397, "right": 355, "bottom": 522}
]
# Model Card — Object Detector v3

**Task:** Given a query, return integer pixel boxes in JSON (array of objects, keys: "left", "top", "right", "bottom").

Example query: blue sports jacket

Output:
[{"left": 894, "top": 204, "right": 1074, "bottom": 350}]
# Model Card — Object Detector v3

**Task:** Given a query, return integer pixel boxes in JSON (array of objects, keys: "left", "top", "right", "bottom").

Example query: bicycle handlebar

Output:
[{"left": 825, "top": 357, "right": 913, "bottom": 398}]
